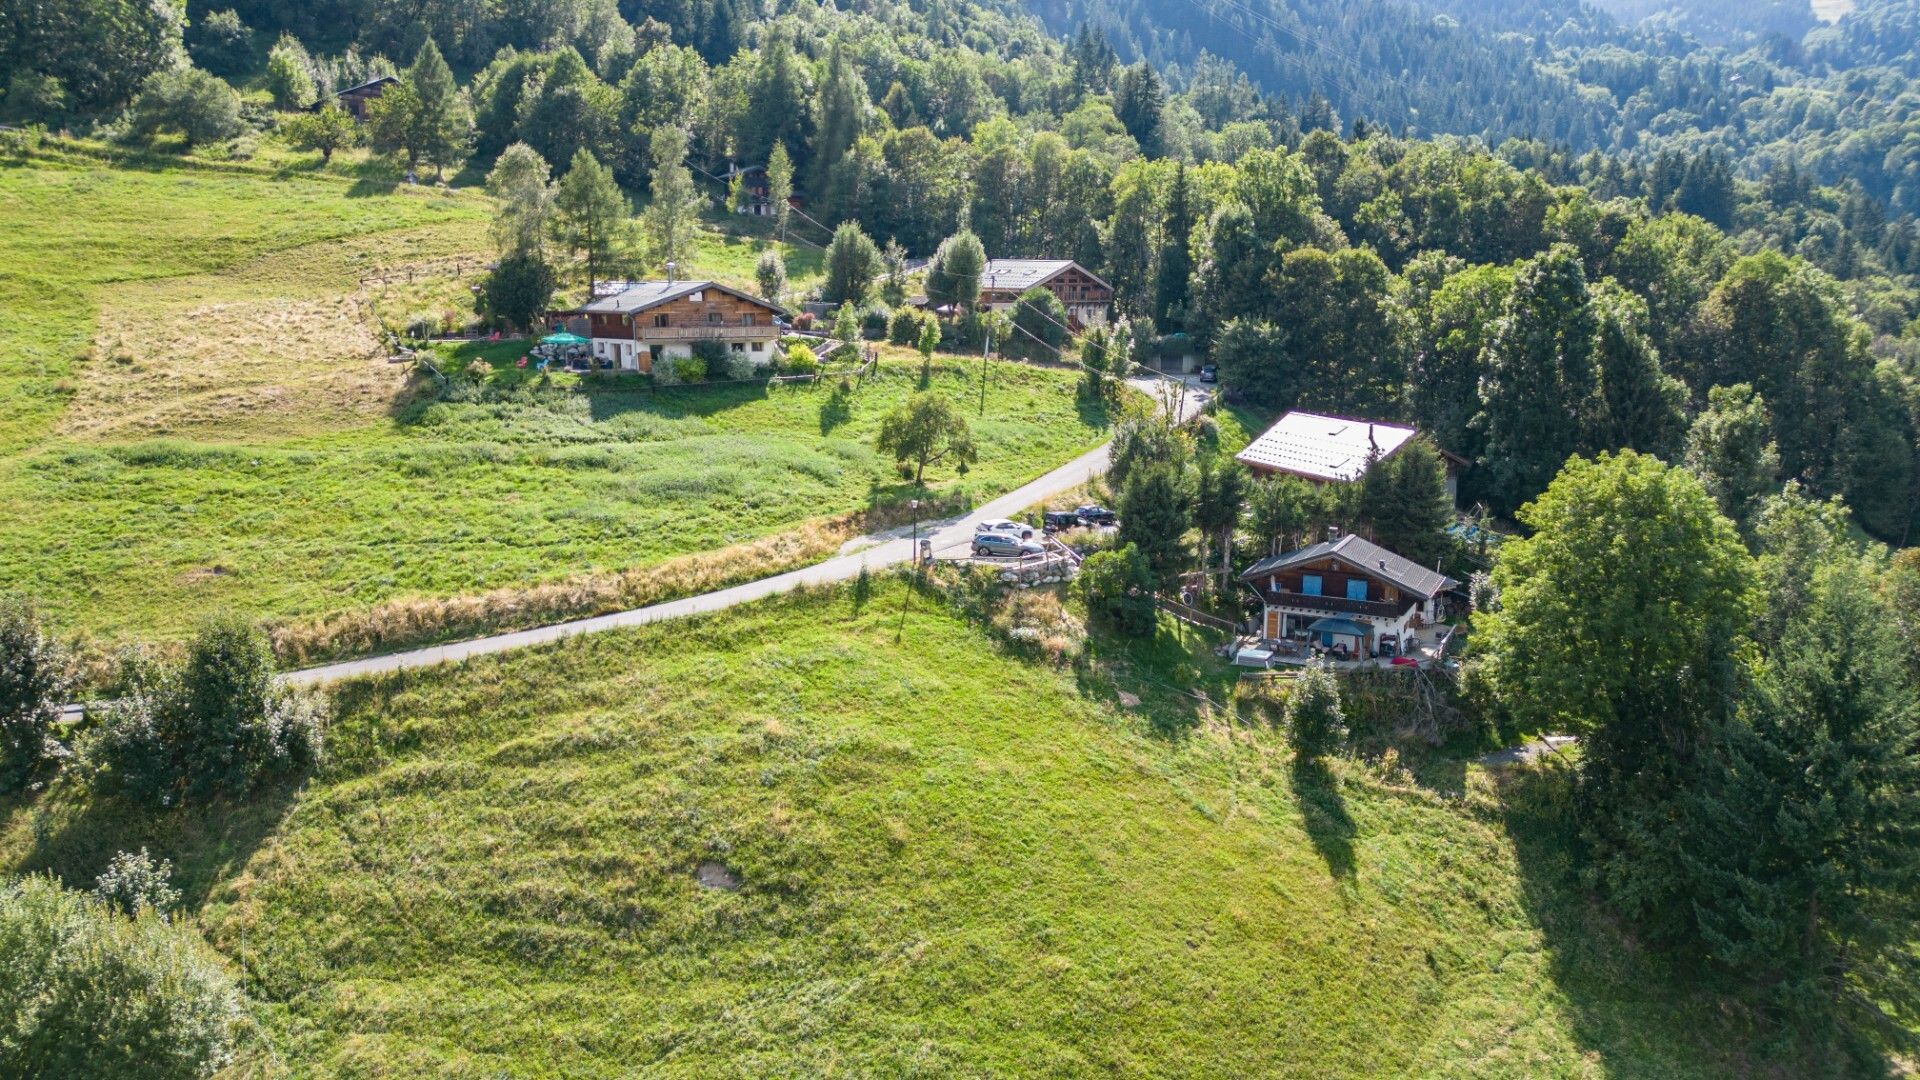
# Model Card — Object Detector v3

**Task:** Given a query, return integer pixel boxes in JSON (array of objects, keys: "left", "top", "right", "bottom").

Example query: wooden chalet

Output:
[
  {"left": 978, "top": 259, "right": 1113, "bottom": 330},
  {"left": 1236, "top": 411, "right": 1463, "bottom": 503},
  {"left": 555, "top": 281, "right": 787, "bottom": 373},
  {"left": 329, "top": 75, "right": 398, "bottom": 121},
  {"left": 720, "top": 163, "right": 802, "bottom": 217},
  {"left": 1240, "top": 532, "right": 1456, "bottom": 659}
]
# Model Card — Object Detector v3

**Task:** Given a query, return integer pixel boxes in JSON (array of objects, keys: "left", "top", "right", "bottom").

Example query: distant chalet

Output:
[
  {"left": 979, "top": 259, "right": 1113, "bottom": 330},
  {"left": 1236, "top": 410, "right": 1462, "bottom": 502},
  {"left": 327, "top": 75, "right": 397, "bottom": 121},
  {"left": 554, "top": 281, "right": 787, "bottom": 374}
]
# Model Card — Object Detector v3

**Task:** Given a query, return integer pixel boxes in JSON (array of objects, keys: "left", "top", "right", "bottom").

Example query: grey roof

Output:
[
  {"left": 1240, "top": 533, "right": 1456, "bottom": 599},
  {"left": 980, "top": 259, "right": 1112, "bottom": 295},
  {"left": 335, "top": 75, "right": 398, "bottom": 96},
  {"left": 572, "top": 280, "right": 787, "bottom": 317},
  {"left": 1236, "top": 411, "right": 1419, "bottom": 482}
]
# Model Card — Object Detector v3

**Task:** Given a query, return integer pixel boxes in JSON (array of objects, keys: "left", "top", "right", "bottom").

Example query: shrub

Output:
[
  {"left": 0, "top": 876, "right": 247, "bottom": 1079},
  {"left": 128, "top": 68, "right": 243, "bottom": 149},
  {"left": 1283, "top": 661, "right": 1347, "bottom": 759},
  {"left": 93, "top": 849, "right": 181, "bottom": 918},
  {"left": 79, "top": 618, "right": 326, "bottom": 807},
  {"left": 462, "top": 359, "right": 491, "bottom": 383},
  {"left": 719, "top": 348, "right": 760, "bottom": 380},
  {"left": 1079, "top": 543, "right": 1157, "bottom": 637},
  {"left": 691, "top": 338, "right": 730, "bottom": 371},
  {"left": 784, "top": 343, "right": 819, "bottom": 374},
  {"left": 0, "top": 595, "right": 71, "bottom": 794},
  {"left": 861, "top": 305, "right": 891, "bottom": 339},
  {"left": 671, "top": 355, "right": 708, "bottom": 384},
  {"left": 888, "top": 307, "right": 928, "bottom": 345}
]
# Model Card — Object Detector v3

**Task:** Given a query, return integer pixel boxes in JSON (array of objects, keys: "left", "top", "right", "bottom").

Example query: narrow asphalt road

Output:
[{"left": 283, "top": 374, "right": 1204, "bottom": 688}]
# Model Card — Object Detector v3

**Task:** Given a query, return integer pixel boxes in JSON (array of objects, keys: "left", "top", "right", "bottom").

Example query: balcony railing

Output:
[
  {"left": 1254, "top": 590, "right": 1409, "bottom": 619},
  {"left": 635, "top": 325, "right": 774, "bottom": 342}
]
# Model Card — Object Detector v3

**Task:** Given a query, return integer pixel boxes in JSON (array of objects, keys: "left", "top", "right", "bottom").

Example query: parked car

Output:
[
  {"left": 1075, "top": 505, "right": 1117, "bottom": 527},
  {"left": 973, "top": 533, "right": 1045, "bottom": 558},
  {"left": 1042, "top": 510, "right": 1081, "bottom": 532},
  {"left": 1198, "top": 364, "right": 1218, "bottom": 383},
  {"left": 976, "top": 517, "right": 1035, "bottom": 539}
]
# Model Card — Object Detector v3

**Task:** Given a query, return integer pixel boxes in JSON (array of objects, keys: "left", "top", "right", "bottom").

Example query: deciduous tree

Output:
[{"left": 876, "top": 393, "right": 976, "bottom": 485}]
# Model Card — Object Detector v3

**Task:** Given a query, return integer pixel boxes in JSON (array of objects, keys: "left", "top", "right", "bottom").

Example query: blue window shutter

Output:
[
  {"left": 1346, "top": 578, "right": 1368, "bottom": 601},
  {"left": 1301, "top": 574, "right": 1322, "bottom": 596}
]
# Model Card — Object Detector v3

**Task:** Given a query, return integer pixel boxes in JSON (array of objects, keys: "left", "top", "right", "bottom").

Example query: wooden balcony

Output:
[{"left": 635, "top": 325, "right": 776, "bottom": 343}]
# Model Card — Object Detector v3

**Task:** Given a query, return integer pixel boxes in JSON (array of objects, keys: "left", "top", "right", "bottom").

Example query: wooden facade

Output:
[
  {"left": 980, "top": 263, "right": 1113, "bottom": 330},
  {"left": 570, "top": 283, "right": 784, "bottom": 374},
  {"left": 1239, "top": 533, "right": 1456, "bottom": 658},
  {"left": 334, "top": 77, "right": 396, "bottom": 121}
]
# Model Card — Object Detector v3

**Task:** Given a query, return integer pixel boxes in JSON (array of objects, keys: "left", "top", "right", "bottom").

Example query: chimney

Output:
[{"left": 1327, "top": 525, "right": 1342, "bottom": 541}]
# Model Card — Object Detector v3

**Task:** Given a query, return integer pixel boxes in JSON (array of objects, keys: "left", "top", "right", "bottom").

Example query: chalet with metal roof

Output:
[
  {"left": 555, "top": 281, "right": 786, "bottom": 374},
  {"left": 978, "top": 259, "right": 1112, "bottom": 330},
  {"left": 1236, "top": 410, "right": 1462, "bottom": 502},
  {"left": 328, "top": 75, "right": 398, "bottom": 121},
  {"left": 1240, "top": 532, "right": 1457, "bottom": 659}
]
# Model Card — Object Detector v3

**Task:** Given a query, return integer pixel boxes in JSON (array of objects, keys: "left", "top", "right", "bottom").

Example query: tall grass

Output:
[{"left": 268, "top": 495, "right": 966, "bottom": 665}]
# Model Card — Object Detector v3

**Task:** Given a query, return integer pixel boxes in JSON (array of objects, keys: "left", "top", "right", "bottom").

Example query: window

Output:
[
  {"left": 740, "top": 314, "right": 756, "bottom": 326},
  {"left": 1300, "top": 574, "right": 1322, "bottom": 596},
  {"left": 750, "top": 341, "right": 765, "bottom": 352},
  {"left": 707, "top": 312, "right": 722, "bottom": 325},
  {"left": 1346, "top": 578, "right": 1368, "bottom": 601},
  {"left": 730, "top": 342, "right": 745, "bottom": 352},
  {"left": 689, "top": 290, "right": 704, "bottom": 302},
  {"left": 653, "top": 313, "right": 669, "bottom": 328}
]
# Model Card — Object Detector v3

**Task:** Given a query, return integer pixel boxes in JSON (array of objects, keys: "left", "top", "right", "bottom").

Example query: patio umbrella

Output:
[{"left": 540, "top": 331, "right": 589, "bottom": 345}]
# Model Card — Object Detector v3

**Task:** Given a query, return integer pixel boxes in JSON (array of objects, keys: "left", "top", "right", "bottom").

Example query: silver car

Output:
[{"left": 973, "top": 532, "right": 1044, "bottom": 558}]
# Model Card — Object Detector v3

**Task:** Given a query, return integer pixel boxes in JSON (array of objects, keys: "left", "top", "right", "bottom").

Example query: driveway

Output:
[{"left": 280, "top": 369, "right": 1197, "bottom": 687}]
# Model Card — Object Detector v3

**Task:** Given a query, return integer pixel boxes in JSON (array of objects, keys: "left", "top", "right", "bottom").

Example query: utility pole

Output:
[{"left": 979, "top": 327, "right": 991, "bottom": 416}]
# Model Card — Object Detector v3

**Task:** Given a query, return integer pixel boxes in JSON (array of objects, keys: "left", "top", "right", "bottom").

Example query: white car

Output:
[{"left": 974, "top": 518, "right": 1035, "bottom": 540}]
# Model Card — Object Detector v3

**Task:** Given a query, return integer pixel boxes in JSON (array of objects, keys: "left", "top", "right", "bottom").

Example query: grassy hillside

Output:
[
  {"left": 0, "top": 151, "right": 1105, "bottom": 645},
  {"left": 0, "top": 582, "right": 1796, "bottom": 1076}
]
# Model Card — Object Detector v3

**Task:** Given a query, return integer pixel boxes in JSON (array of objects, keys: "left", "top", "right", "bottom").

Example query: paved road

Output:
[{"left": 279, "top": 373, "right": 1197, "bottom": 688}]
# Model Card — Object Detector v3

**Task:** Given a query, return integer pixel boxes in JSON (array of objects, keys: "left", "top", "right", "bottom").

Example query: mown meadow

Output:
[
  {"left": 0, "top": 580, "right": 1793, "bottom": 1076},
  {"left": 0, "top": 149, "right": 1107, "bottom": 648}
]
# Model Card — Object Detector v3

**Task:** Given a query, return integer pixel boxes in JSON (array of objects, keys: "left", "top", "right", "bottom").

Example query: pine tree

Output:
[
  {"left": 1114, "top": 63, "right": 1167, "bottom": 158},
  {"left": 1117, "top": 462, "right": 1192, "bottom": 586},
  {"left": 1683, "top": 553, "right": 1920, "bottom": 1047},
  {"left": 1153, "top": 162, "right": 1194, "bottom": 329},
  {"left": 551, "top": 148, "right": 630, "bottom": 287},
  {"left": 812, "top": 41, "right": 864, "bottom": 216}
]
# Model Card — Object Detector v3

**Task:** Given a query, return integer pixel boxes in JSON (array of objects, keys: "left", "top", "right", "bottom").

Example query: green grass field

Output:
[
  {"left": 0, "top": 150, "right": 1104, "bottom": 645},
  {"left": 0, "top": 582, "right": 1791, "bottom": 1076}
]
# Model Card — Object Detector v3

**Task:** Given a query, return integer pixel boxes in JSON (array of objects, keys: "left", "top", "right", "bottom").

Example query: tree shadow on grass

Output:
[
  {"left": 819, "top": 381, "right": 853, "bottom": 434},
  {"left": 11, "top": 778, "right": 301, "bottom": 913},
  {"left": 1488, "top": 761, "right": 1811, "bottom": 1075},
  {"left": 1291, "top": 756, "right": 1356, "bottom": 879}
]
